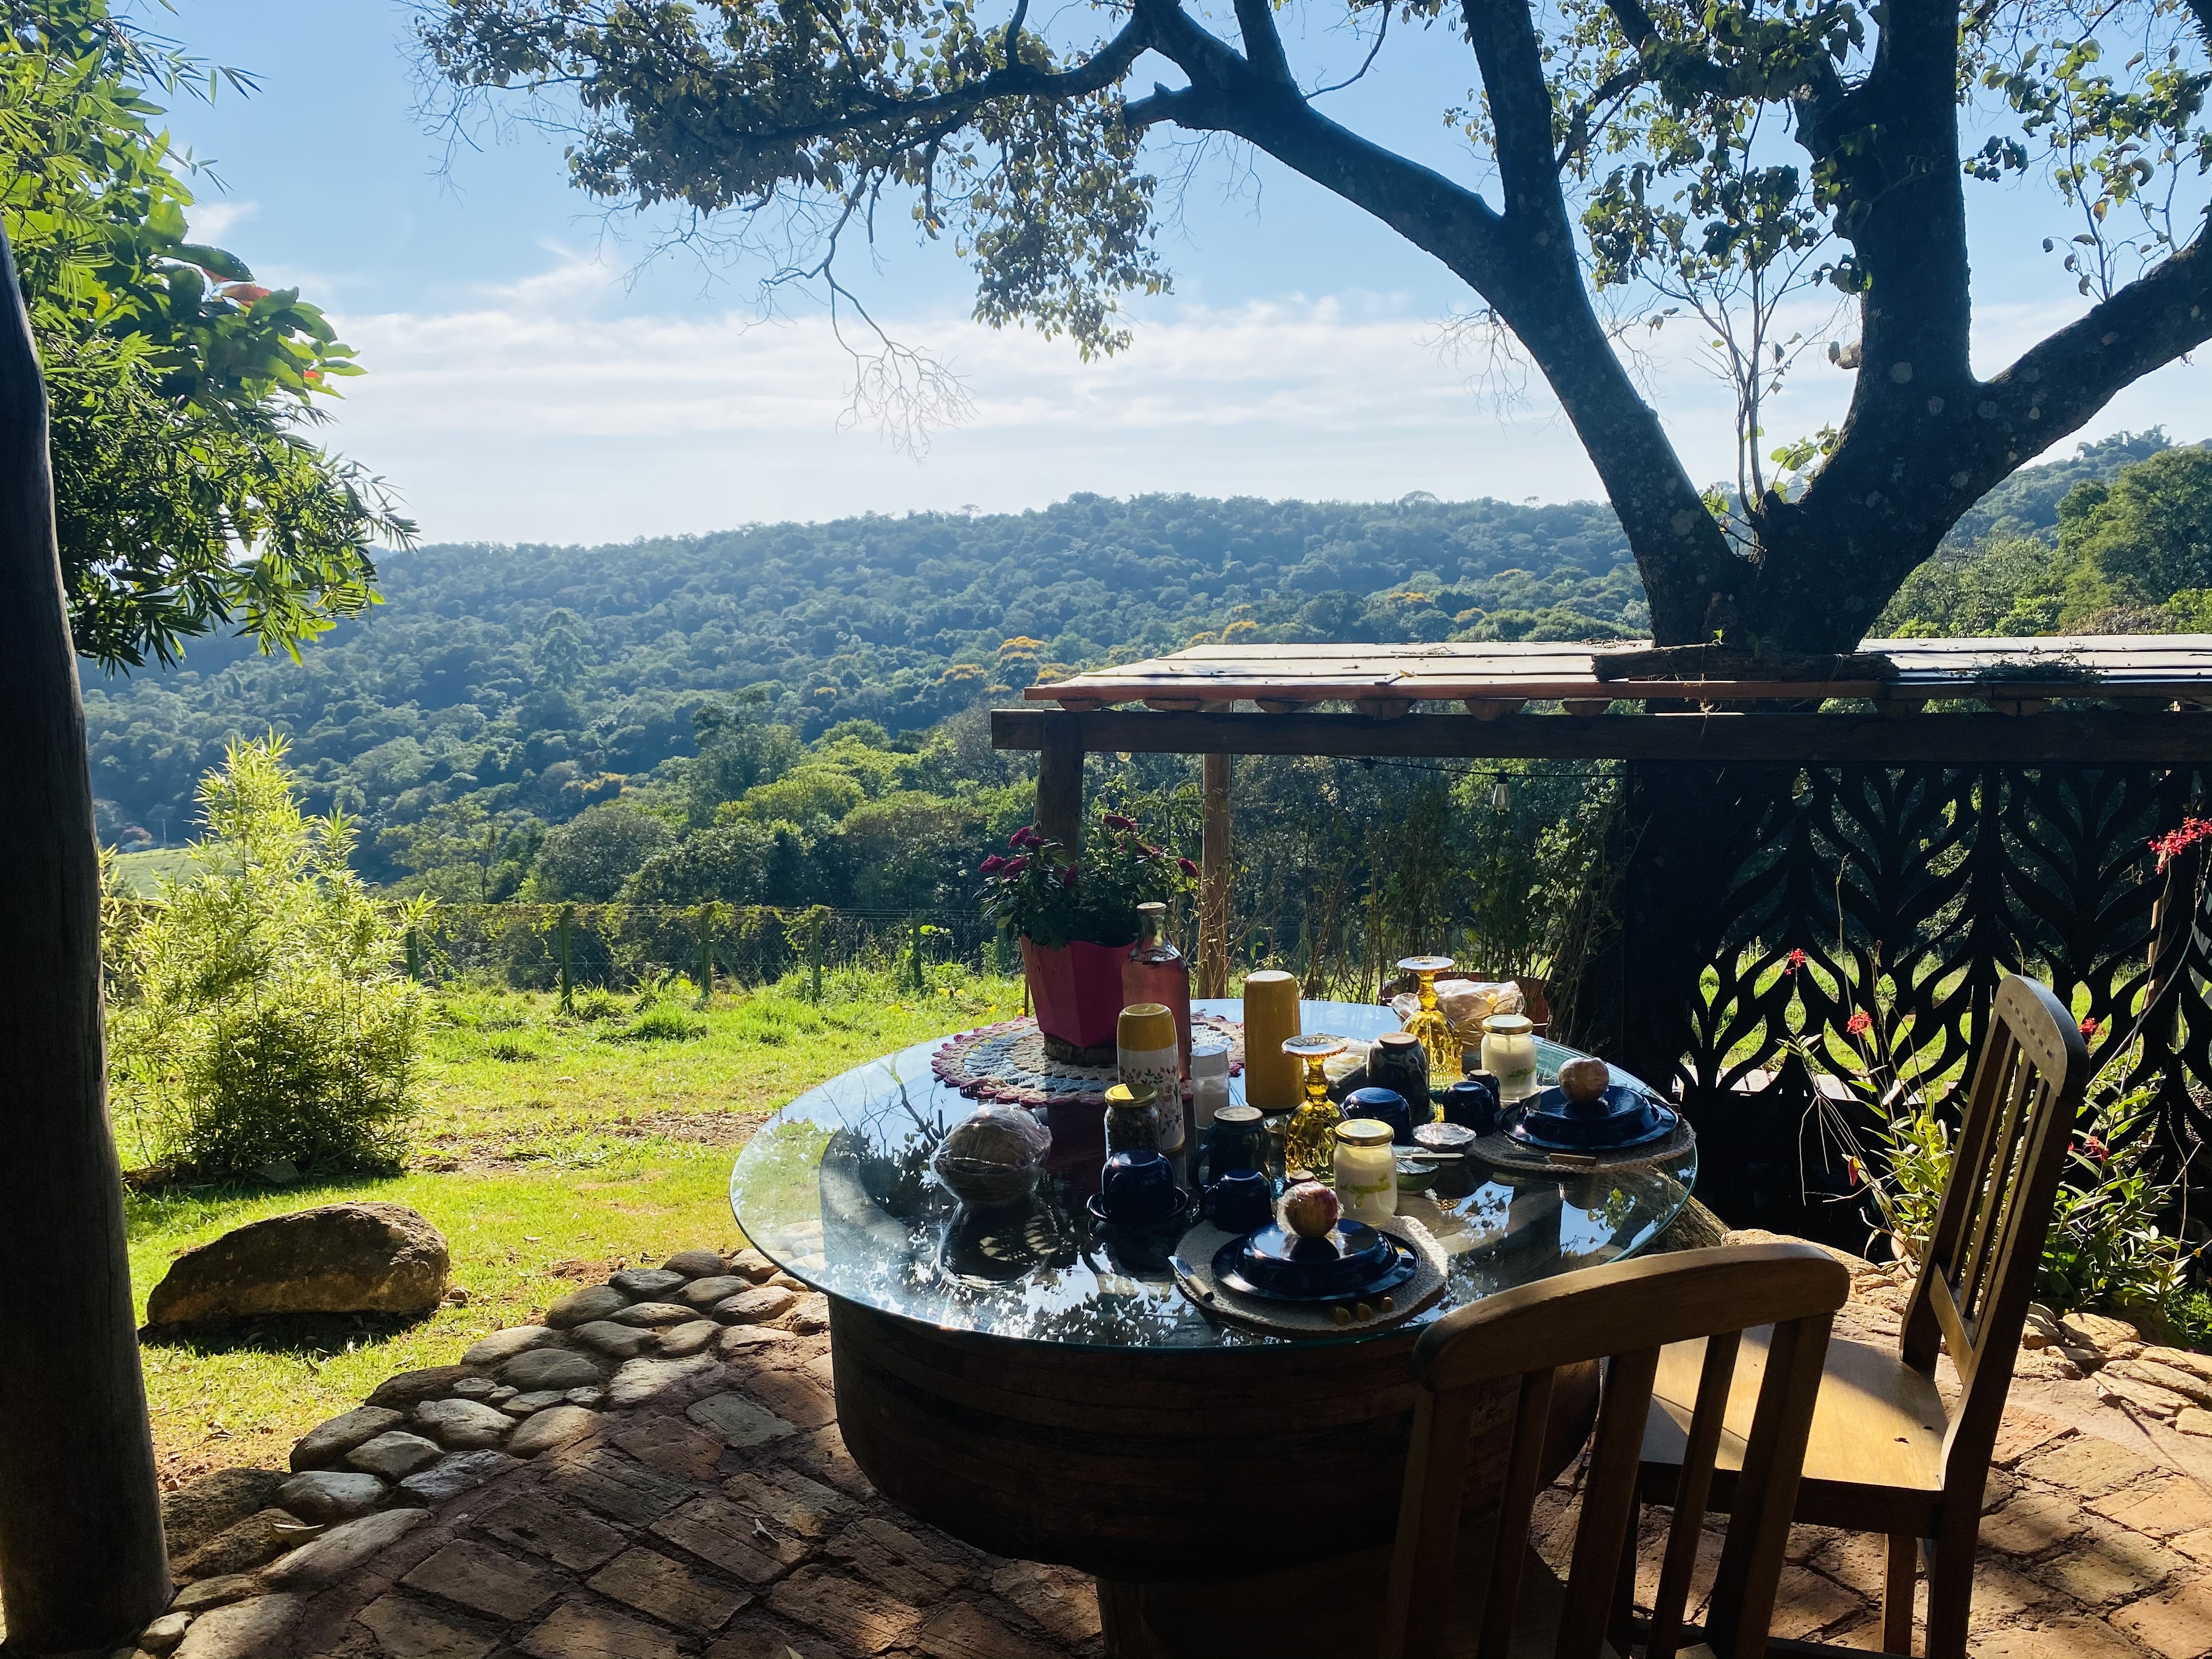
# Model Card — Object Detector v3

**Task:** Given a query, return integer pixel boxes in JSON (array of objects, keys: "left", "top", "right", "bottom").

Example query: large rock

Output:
[
  {"left": 500, "top": 1347, "right": 604, "bottom": 1392},
  {"left": 146, "top": 1203, "right": 449, "bottom": 1325},
  {"left": 274, "top": 1469, "right": 389, "bottom": 1524},
  {"left": 291, "top": 1406, "right": 407, "bottom": 1471},
  {"left": 162, "top": 1468, "right": 288, "bottom": 1559}
]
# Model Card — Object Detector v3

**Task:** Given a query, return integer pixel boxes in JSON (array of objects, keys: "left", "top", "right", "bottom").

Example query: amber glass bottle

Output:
[{"left": 1123, "top": 901, "right": 1192, "bottom": 1079}]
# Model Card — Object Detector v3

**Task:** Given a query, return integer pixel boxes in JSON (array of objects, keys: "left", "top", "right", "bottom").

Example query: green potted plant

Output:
[{"left": 980, "top": 812, "right": 1195, "bottom": 1062}]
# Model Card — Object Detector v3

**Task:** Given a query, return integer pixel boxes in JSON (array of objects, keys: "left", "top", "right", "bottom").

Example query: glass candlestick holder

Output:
[
  {"left": 1397, "top": 955, "right": 1459, "bottom": 1080},
  {"left": 1280, "top": 1034, "right": 1347, "bottom": 1180}
]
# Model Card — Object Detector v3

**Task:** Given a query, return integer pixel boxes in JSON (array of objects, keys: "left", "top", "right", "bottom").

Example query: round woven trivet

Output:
[
  {"left": 932, "top": 1013, "right": 1245, "bottom": 1108},
  {"left": 1469, "top": 1111, "right": 1696, "bottom": 1177},
  {"left": 1170, "top": 1215, "right": 1448, "bottom": 1340}
]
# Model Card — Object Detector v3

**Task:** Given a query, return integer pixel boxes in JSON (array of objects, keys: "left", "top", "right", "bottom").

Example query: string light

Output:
[{"left": 1491, "top": 776, "right": 1510, "bottom": 814}]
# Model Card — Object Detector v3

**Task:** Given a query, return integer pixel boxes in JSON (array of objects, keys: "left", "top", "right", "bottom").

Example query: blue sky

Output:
[{"left": 154, "top": 0, "right": 2212, "bottom": 544}]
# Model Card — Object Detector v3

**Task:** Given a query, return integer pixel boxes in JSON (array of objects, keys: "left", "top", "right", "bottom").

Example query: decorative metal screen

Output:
[{"left": 1594, "top": 761, "right": 2211, "bottom": 1232}]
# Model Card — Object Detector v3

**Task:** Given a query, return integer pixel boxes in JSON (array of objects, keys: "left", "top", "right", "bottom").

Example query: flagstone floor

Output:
[{"left": 132, "top": 1239, "right": 2212, "bottom": 1659}]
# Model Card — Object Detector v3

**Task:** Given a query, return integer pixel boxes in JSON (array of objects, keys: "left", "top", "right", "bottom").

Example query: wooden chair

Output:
[
  {"left": 1638, "top": 973, "right": 2090, "bottom": 1659},
  {"left": 1383, "top": 1242, "right": 1850, "bottom": 1659}
]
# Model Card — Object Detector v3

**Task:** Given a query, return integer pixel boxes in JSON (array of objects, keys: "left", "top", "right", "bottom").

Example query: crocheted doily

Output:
[{"left": 932, "top": 1013, "right": 1246, "bottom": 1108}]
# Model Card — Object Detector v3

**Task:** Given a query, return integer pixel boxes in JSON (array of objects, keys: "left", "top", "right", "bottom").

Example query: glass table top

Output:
[{"left": 729, "top": 998, "right": 1696, "bottom": 1352}]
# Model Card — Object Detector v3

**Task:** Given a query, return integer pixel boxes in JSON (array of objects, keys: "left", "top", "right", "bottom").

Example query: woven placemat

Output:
[
  {"left": 932, "top": 1013, "right": 1245, "bottom": 1108},
  {"left": 1470, "top": 1112, "right": 1696, "bottom": 1177},
  {"left": 1170, "top": 1216, "right": 1448, "bottom": 1339}
]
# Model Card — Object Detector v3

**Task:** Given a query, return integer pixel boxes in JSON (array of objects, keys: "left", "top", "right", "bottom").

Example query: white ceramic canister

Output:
[
  {"left": 1119, "top": 1002, "right": 1184, "bottom": 1150},
  {"left": 1189, "top": 1038, "right": 1231, "bottom": 1128}
]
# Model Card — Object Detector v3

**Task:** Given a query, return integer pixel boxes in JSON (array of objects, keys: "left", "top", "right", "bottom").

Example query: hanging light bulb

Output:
[{"left": 1491, "top": 776, "right": 1510, "bottom": 815}]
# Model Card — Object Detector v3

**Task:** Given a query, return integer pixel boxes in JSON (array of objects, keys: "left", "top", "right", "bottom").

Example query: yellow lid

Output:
[
  {"left": 1104, "top": 1081, "right": 1159, "bottom": 1108},
  {"left": 1335, "top": 1119, "right": 1395, "bottom": 1148},
  {"left": 1118, "top": 1002, "right": 1176, "bottom": 1049},
  {"left": 1483, "top": 1013, "right": 1534, "bottom": 1036}
]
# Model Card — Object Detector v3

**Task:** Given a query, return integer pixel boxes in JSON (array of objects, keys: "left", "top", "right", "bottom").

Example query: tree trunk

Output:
[{"left": 0, "top": 229, "right": 171, "bottom": 1647}]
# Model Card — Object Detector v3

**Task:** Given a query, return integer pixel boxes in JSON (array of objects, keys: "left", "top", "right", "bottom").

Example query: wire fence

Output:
[{"left": 404, "top": 903, "right": 1009, "bottom": 994}]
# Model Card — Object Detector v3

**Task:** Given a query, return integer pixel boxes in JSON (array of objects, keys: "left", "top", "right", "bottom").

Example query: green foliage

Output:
[
  {"left": 4, "top": 0, "right": 413, "bottom": 669},
  {"left": 526, "top": 802, "right": 676, "bottom": 901},
  {"left": 1876, "top": 432, "right": 2212, "bottom": 637},
  {"left": 2036, "top": 1088, "right": 2199, "bottom": 1328},
  {"left": 1796, "top": 992, "right": 2201, "bottom": 1329},
  {"left": 104, "top": 736, "right": 428, "bottom": 1178},
  {"left": 2057, "top": 445, "right": 2212, "bottom": 617},
  {"left": 979, "top": 812, "right": 1194, "bottom": 949},
  {"left": 80, "top": 492, "right": 1645, "bottom": 866}
]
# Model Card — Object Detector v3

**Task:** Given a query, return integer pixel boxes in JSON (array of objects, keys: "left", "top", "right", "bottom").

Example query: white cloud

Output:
[
  {"left": 314, "top": 251, "right": 2211, "bottom": 546},
  {"left": 185, "top": 199, "right": 258, "bottom": 243}
]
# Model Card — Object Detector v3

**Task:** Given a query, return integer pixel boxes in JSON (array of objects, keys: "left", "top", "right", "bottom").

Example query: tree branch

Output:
[
  {"left": 1127, "top": 0, "right": 1741, "bottom": 639},
  {"left": 1234, "top": 0, "right": 1295, "bottom": 84}
]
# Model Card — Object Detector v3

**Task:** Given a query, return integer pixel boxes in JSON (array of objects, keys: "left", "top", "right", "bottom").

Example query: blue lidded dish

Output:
[{"left": 1344, "top": 1086, "right": 1415, "bottom": 1146}]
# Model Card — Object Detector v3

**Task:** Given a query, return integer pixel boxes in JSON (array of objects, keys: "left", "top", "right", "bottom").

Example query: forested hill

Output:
[
  {"left": 78, "top": 437, "right": 2172, "bottom": 871},
  {"left": 82, "top": 493, "right": 1642, "bottom": 859}
]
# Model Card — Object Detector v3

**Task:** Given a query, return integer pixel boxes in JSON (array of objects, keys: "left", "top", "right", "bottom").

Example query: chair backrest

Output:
[
  {"left": 1900, "top": 972, "right": 2089, "bottom": 1500},
  {"left": 1382, "top": 1243, "right": 1849, "bottom": 1659}
]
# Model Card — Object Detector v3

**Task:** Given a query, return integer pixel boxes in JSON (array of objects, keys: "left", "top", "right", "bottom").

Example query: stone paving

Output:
[{"left": 129, "top": 1242, "right": 2212, "bottom": 1659}]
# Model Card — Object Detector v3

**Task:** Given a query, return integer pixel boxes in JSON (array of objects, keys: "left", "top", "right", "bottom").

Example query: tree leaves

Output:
[{"left": 3, "top": 0, "right": 415, "bottom": 669}]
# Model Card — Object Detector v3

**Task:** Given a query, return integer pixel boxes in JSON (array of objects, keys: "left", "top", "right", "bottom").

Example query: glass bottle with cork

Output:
[{"left": 1124, "top": 901, "right": 1192, "bottom": 1078}]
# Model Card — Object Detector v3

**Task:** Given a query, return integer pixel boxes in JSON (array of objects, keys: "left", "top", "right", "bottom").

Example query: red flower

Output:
[
  {"left": 1846, "top": 1011, "right": 1873, "bottom": 1035},
  {"left": 2078, "top": 1135, "right": 2109, "bottom": 1162},
  {"left": 1009, "top": 826, "right": 1039, "bottom": 849},
  {"left": 2151, "top": 816, "right": 2212, "bottom": 870},
  {"left": 979, "top": 855, "right": 1006, "bottom": 875},
  {"left": 1002, "top": 855, "right": 1028, "bottom": 878},
  {"left": 1178, "top": 857, "right": 1199, "bottom": 878},
  {"left": 1102, "top": 813, "right": 1136, "bottom": 831},
  {"left": 2080, "top": 1017, "right": 2100, "bottom": 1038},
  {"left": 1785, "top": 948, "right": 1807, "bottom": 975}
]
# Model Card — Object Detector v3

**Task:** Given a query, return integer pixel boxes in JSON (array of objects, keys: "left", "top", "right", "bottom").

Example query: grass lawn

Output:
[{"left": 131, "top": 964, "right": 1021, "bottom": 1485}]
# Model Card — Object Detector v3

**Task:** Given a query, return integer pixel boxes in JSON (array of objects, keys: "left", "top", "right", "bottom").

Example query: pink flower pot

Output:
[{"left": 1022, "top": 935, "right": 1130, "bottom": 1057}]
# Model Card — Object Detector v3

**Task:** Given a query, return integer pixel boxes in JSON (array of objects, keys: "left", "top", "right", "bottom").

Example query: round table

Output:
[{"left": 729, "top": 998, "right": 1696, "bottom": 1647}]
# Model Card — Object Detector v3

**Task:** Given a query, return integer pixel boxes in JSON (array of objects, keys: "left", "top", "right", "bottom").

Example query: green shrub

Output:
[
  {"left": 106, "top": 737, "right": 427, "bottom": 1178},
  {"left": 1797, "top": 1001, "right": 2202, "bottom": 1331}
]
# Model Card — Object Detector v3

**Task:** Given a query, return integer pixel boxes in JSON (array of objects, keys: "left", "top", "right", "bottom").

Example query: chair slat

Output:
[
  {"left": 1560, "top": 1347, "right": 1662, "bottom": 1659},
  {"left": 1705, "top": 1312, "right": 1836, "bottom": 1656},
  {"left": 1956, "top": 1047, "right": 2033, "bottom": 1325},
  {"left": 1480, "top": 1367, "right": 1558, "bottom": 1659},
  {"left": 1924, "top": 1271, "right": 1976, "bottom": 1389},
  {"left": 1383, "top": 1381, "right": 1482, "bottom": 1659},
  {"left": 1647, "top": 1330, "right": 1743, "bottom": 1659}
]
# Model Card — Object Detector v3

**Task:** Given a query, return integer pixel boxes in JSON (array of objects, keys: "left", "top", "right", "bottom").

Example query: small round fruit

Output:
[
  {"left": 1280, "top": 1180, "right": 1341, "bottom": 1239},
  {"left": 1558, "top": 1056, "right": 1612, "bottom": 1104}
]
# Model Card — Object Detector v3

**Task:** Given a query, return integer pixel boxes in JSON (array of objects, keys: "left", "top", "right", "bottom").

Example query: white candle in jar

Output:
[
  {"left": 1481, "top": 1013, "right": 1539, "bottom": 1103},
  {"left": 1333, "top": 1119, "right": 1397, "bottom": 1226}
]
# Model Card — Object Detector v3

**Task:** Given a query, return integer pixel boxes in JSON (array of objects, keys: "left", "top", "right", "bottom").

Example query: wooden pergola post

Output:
[
  {"left": 0, "top": 230, "right": 170, "bottom": 1649},
  {"left": 1200, "top": 752, "right": 1232, "bottom": 996},
  {"left": 1036, "top": 716, "right": 1084, "bottom": 849}
]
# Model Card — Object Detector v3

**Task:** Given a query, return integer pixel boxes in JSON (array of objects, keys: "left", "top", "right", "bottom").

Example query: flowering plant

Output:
[{"left": 978, "top": 811, "right": 1196, "bottom": 950}]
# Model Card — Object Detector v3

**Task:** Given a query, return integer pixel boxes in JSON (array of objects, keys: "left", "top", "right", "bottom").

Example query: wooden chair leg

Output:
[
  {"left": 1923, "top": 1528, "right": 1976, "bottom": 1659},
  {"left": 1882, "top": 1533, "right": 1917, "bottom": 1657}
]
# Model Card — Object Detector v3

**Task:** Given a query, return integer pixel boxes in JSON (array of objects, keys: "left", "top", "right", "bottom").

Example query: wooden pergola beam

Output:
[{"left": 992, "top": 707, "right": 2212, "bottom": 765}]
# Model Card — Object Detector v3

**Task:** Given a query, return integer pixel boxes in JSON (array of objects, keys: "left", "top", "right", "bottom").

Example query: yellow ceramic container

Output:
[{"left": 1242, "top": 970, "right": 1302, "bottom": 1111}]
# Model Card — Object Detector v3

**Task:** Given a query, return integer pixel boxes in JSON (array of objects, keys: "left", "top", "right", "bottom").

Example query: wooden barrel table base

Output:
[{"left": 830, "top": 1297, "right": 1597, "bottom": 1654}]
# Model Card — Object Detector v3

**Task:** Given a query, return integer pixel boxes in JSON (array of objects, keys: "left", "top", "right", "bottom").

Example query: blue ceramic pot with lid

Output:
[{"left": 1342, "top": 1086, "right": 1415, "bottom": 1146}]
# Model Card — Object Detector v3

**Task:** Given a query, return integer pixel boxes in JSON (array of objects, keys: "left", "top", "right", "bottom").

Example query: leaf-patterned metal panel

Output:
[{"left": 1618, "top": 761, "right": 2209, "bottom": 1223}]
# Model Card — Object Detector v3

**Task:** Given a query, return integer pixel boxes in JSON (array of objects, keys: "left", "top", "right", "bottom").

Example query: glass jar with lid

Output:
[
  {"left": 1103, "top": 1081, "right": 1164, "bottom": 1155},
  {"left": 1480, "top": 1013, "right": 1539, "bottom": 1103},
  {"left": 1333, "top": 1119, "right": 1397, "bottom": 1226}
]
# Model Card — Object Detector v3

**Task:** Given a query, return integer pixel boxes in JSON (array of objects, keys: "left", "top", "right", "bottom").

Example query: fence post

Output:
[
  {"left": 808, "top": 911, "right": 824, "bottom": 1003},
  {"left": 909, "top": 915, "right": 926, "bottom": 993},
  {"left": 696, "top": 904, "right": 714, "bottom": 1009},
  {"left": 558, "top": 905, "right": 575, "bottom": 1014}
]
